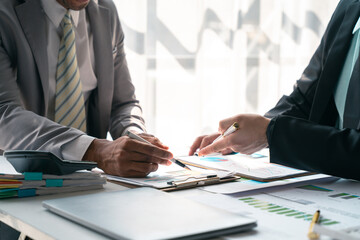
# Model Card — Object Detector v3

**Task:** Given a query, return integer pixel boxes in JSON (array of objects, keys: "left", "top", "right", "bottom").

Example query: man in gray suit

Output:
[
  {"left": 0, "top": 0, "right": 173, "bottom": 177},
  {"left": 0, "top": 0, "right": 172, "bottom": 237}
]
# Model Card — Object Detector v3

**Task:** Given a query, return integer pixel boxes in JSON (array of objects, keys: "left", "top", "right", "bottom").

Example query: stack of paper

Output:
[{"left": 0, "top": 156, "right": 106, "bottom": 199}]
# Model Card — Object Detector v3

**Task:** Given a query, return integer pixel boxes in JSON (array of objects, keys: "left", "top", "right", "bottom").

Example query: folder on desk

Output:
[
  {"left": 106, "top": 165, "right": 239, "bottom": 191},
  {"left": 0, "top": 155, "right": 105, "bottom": 199},
  {"left": 42, "top": 187, "right": 257, "bottom": 240}
]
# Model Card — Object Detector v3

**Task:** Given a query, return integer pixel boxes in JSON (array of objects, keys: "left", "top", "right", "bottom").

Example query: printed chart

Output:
[
  {"left": 239, "top": 196, "right": 339, "bottom": 225},
  {"left": 239, "top": 180, "right": 360, "bottom": 231}
]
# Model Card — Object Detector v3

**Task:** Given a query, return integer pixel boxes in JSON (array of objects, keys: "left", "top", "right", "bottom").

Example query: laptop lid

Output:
[{"left": 42, "top": 188, "right": 256, "bottom": 240}]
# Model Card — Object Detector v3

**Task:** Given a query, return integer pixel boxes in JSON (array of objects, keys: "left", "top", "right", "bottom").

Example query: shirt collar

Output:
[
  {"left": 41, "top": 0, "right": 98, "bottom": 28},
  {"left": 353, "top": 16, "right": 360, "bottom": 34}
]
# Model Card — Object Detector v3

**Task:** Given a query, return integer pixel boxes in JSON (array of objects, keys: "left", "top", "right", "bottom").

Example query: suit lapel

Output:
[
  {"left": 15, "top": 0, "right": 49, "bottom": 113},
  {"left": 309, "top": 1, "right": 360, "bottom": 123},
  {"left": 87, "top": 0, "right": 114, "bottom": 137}
]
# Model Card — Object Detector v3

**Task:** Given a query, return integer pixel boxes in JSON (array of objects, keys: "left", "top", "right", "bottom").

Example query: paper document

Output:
[
  {"left": 178, "top": 152, "right": 309, "bottom": 181},
  {"left": 201, "top": 174, "right": 338, "bottom": 195},
  {"left": 235, "top": 180, "right": 360, "bottom": 238},
  {"left": 183, "top": 179, "right": 360, "bottom": 239}
]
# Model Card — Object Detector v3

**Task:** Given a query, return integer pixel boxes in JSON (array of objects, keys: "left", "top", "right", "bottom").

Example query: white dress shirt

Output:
[
  {"left": 40, "top": 0, "right": 142, "bottom": 160},
  {"left": 41, "top": 0, "right": 96, "bottom": 160}
]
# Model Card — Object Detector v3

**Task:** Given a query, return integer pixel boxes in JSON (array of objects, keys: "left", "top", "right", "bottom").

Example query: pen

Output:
[
  {"left": 195, "top": 122, "right": 239, "bottom": 156},
  {"left": 125, "top": 131, "right": 192, "bottom": 171},
  {"left": 307, "top": 210, "right": 320, "bottom": 240}
]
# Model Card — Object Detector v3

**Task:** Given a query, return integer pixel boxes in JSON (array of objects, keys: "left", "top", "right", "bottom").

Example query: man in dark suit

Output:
[
  {"left": 189, "top": 0, "right": 360, "bottom": 181},
  {"left": 0, "top": 0, "right": 173, "bottom": 179}
]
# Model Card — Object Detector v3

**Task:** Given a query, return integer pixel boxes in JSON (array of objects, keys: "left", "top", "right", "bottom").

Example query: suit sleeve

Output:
[
  {"left": 0, "top": 37, "right": 86, "bottom": 158},
  {"left": 265, "top": 1, "right": 360, "bottom": 180},
  {"left": 108, "top": 7, "right": 146, "bottom": 139}
]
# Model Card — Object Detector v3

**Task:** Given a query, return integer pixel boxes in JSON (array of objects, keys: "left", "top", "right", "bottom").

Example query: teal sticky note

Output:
[
  {"left": 18, "top": 189, "right": 36, "bottom": 198},
  {"left": 46, "top": 179, "right": 63, "bottom": 187},
  {"left": 24, "top": 172, "right": 43, "bottom": 180}
]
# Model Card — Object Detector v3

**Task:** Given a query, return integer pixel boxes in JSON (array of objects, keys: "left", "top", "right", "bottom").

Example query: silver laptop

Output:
[{"left": 42, "top": 188, "right": 256, "bottom": 240}]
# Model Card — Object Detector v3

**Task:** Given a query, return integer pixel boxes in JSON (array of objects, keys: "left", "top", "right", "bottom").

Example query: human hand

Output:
[
  {"left": 198, "top": 114, "right": 270, "bottom": 156},
  {"left": 137, "top": 132, "right": 169, "bottom": 150},
  {"left": 188, "top": 133, "right": 233, "bottom": 156},
  {"left": 83, "top": 135, "right": 173, "bottom": 177}
]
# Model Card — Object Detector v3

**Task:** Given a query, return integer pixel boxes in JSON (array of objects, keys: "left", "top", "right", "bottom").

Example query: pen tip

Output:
[{"left": 185, "top": 166, "right": 192, "bottom": 171}]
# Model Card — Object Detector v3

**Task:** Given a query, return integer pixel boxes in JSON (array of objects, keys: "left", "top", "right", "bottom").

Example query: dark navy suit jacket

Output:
[{"left": 265, "top": 0, "right": 360, "bottom": 181}]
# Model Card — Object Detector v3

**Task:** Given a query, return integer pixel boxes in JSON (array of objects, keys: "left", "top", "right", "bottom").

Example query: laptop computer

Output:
[{"left": 42, "top": 187, "right": 256, "bottom": 240}]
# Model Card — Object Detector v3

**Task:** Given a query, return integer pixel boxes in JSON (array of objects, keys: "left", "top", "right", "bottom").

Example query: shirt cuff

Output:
[
  {"left": 121, "top": 126, "right": 145, "bottom": 136},
  {"left": 61, "top": 135, "right": 95, "bottom": 160}
]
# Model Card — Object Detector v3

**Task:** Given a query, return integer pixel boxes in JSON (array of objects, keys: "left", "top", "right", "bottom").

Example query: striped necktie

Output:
[{"left": 55, "top": 11, "right": 87, "bottom": 132}]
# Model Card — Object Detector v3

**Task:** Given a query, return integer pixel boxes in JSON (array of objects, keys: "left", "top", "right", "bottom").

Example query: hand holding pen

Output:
[
  {"left": 191, "top": 114, "right": 270, "bottom": 156},
  {"left": 193, "top": 122, "right": 239, "bottom": 156},
  {"left": 126, "top": 131, "right": 192, "bottom": 171}
]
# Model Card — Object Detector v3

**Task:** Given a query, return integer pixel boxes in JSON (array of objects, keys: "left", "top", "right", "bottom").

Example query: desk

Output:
[
  {"left": 0, "top": 183, "right": 126, "bottom": 240},
  {"left": 1, "top": 179, "right": 360, "bottom": 240}
]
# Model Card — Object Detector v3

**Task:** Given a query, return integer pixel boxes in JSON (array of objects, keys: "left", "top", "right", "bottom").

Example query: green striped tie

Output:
[{"left": 55, "top": 11, "right": 87, "bottom": 133}]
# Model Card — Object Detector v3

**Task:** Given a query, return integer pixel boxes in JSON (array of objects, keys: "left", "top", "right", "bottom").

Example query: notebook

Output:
[{"left": 42, "top": 187, "right": 257, "bottom": 240}]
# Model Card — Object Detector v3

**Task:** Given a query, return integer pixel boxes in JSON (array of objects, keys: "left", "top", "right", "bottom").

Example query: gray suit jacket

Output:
[{"left": 0, "top": 0, "right": 146, "bottom": 157}]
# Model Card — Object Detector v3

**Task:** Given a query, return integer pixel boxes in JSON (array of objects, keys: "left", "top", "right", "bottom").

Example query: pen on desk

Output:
[
  {"left": 308, "top": 210, "right": 320, "bottom": 240},
  {"left": 125, "top": 131, "right": 192, "bottom": 171},
  {"left": 194, "top": 122, "right": 239, "bottom": 156}
]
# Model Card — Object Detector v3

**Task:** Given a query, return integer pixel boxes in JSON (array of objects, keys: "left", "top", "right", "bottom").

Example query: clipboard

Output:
[
  {"left": 106, "top": 166, "right": 239, "bottom": 191},
  {"left": 162, "top": 174, "right": 239, "bottom": 191}
]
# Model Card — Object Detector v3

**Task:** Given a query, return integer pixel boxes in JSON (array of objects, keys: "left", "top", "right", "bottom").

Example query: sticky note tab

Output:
[
  {"left": 46, "top": 179, "right": 63, "bottom": 187},
  {"left": 18, "top": 189, "right": 36, "bottom": 198},
  {"left": 24, "top": 172, "right": 43, "bottom": 181},
  {"left": 0, "top": 190, "right": 18, "bottom": 199}
]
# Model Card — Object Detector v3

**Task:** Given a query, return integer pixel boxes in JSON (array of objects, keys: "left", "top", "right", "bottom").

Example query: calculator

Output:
[{"left": 4, "top": 150, "right": 97, "bottom": 175}]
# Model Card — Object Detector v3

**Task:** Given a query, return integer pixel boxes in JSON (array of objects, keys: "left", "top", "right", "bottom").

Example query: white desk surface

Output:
[
  {"left": 0, "top": 182, "right": 262, "bottom": 240},
  {"left": 1, "top": 179, "right": 360, "bottom": 240},
  {"left": 0, "top": 183, "right": 127, "bottom": 240}
]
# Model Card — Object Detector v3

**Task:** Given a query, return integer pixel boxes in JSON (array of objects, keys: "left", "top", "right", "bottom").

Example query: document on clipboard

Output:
[
  {"left": 177, "top": 151, "right": 311, "bottom": 182},
  {"left": 106, "top": 165, "right": 239, "bottom": 191}
]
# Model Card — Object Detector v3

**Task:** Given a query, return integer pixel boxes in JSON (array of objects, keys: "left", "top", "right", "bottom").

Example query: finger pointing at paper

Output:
[{"left": 198, "top": 114, "right": 271, "bottom": 156}]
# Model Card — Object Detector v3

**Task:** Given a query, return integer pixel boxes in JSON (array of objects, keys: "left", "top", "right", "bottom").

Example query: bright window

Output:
[{"left": 114, "top": 0, "right": 338, "bottom": 154}]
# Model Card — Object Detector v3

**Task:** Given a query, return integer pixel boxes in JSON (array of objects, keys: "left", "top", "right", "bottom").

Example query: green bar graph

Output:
[
  {"left": 329, "top": 193, "right": 349, "bottom": 198},
  {"left": 239, "top": 197, "right": 340, "bottom": 225},
  {"left": 269, "top": 207, "right": 289, "bottom": 213},
  {"left": 277, "top": 210, "right": 296, "bottom": 215}
]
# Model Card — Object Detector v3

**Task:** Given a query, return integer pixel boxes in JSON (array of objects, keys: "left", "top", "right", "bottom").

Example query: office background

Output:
[{"left": 113, "top": 0, "right": 338, "bottom": 154}]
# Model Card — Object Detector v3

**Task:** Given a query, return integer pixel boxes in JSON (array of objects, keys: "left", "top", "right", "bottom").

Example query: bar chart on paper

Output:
[
  {"left": 239, "top": 197, "right": 339, "bottom": 226},
  {"left": 238, "top": 180, "right": 360, "bottom": 232}
]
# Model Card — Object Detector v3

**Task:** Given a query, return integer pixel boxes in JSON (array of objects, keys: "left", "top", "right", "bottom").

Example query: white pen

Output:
[
  {"left": 125, "top": 130, "right": 192, "bottom": 171},
  {"left": 195, "top": 122, "right": 239, "bottom": 156}
]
